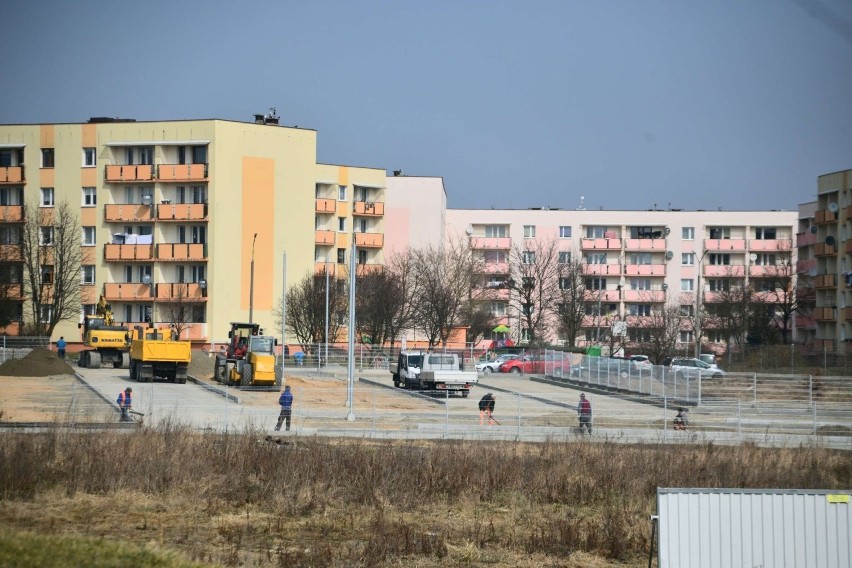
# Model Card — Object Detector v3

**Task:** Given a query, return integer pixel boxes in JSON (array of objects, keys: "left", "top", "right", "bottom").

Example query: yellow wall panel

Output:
[
  {"left": 80, "top": 168, "right": 97, "bottom": 186},
  {"left": 241, "top": 157, "right": 275, "bottom": 311},
  {"left": 81, "top": 123, "right": 96, "bottom": 147},
  {"left": 80, "top": 208, "right": 96, "bottom": 226},
  {"left": 40, "top": 125, "right": 54, "bottom": 147}
]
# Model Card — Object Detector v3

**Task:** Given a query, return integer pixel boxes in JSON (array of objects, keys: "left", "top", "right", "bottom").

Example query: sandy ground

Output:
[{"left": 0, "top": 374, "right": 110, "bottom": 422}]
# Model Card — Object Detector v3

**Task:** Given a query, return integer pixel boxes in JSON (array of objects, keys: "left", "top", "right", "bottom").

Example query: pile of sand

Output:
[
  {"left": 0, "top": 347, "right": 75, "bottom": 377},
  {"left": 188, "top": 349, "right": 215, "bottom": 380}
]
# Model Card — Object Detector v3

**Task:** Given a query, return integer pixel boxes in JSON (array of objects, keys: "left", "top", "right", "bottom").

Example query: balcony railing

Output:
[
  {"left": 580, "top": 238, "right": 622, "bottom": 250},
  {"left": 843, "top": 307, "right": 852, "bottom": 321},
  {"left": 814, "top": 274, "right": 837, "bottom": 288},
  {"left": 105, "top": 164, "right": 154, "bottom": 182},
  {"left": 0, "top": 205, "right": 23, "bottom": 222},
  {"left": 103, "top": 282, "right": 154, "bottom": 300},
  {"left": 0, "top": 166, "right": 24, "bottom": 184},
  {"left": 104, "top": 204, "right": 154, "bottom": 222},
  {"left": 354, "top": 232, "right": 384, "bottom": 247},
  {"left": 795, "top": 315, "right": 816, "bottom": 329},
  {"left": 469, "top": 237, "right": 511, "bottom": 249},
  {"left": 796, "top": 258, "right": 817, "bottom": 273},
  {"left": 104, "top": 243, "right": 153, "bottom": 261},
  {"left": 472, "top": 287, "right": 510, "bottom": 301},
  {"left": 0, "top": 284, "right": 24, "bottom": 300},
  {"left": 622, "top": 289, "right": 665, "bottom": 302},
  {"left": 315, "top": 198, "right": 336, "bottom": 214},
  {"left": 796, "top": 232, "right": 817, "bottom": 247},
  {"left": 582, "top": 289, "right": 621, "bottom": 302},
  {"left": 0, "top": 245, "right": 22, "bottom": 261},
  {"left": 353, "top": 201, "right": 385, "bottom": 216},
  {"left": 156, "top": 243, "right": 208, "bottom": 261},
  {"left": 704, "top": 239, "right": 746, "bottom": 251},
  {"left": 624, "top": 238, "right": 666, "bottom": 251},
  {"left": 156, "top": 282, "right": 206, "bottom": 301},
  {"left": 356, "top": 263, "right": 384, "bottom": 276},
  {"left": 703, "top": 265, "right": 745, "bottom": 277},
  {"left": 624, "top": 264, "right": 665, "bottom": 276},
  {"left": 748, "top": 238, "right": 792, "bottom": 252},
  {"left": 814, "top": 242, "right": 836, "bottom": 256},
  {"left": 581, "top": 263, "right": 622, "bottom": 276},
  {"left": 315, "top": 230, "right": 336, "bottom": 245},
  {"left": 814, "top": 307, "right": 836, "bottom": 321},
  {"left": 156, "top": 163, "right": 208, "bottom": 181},
  {"left": 813, "top": 339, "right": 834, "bottom": 352},
  {"left": 481, "top": 262, "right": 509, "bottom": 274},
  {"left": 156, "top": 203, "right": 208, "bottom": 221},
  {"left": 815, "top": 209, "right": 837, "bottom": 224},
  {"left": 748, "top": 265, "right": 778, "bottom": 277}
]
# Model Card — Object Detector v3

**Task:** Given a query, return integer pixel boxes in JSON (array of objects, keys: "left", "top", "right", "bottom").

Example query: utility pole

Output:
[
  {"left": 249, "top": 232, "right": 257, "bottom": 324},
  {"left": 695, "top": 250, "right": 709, "bottom": 359}
]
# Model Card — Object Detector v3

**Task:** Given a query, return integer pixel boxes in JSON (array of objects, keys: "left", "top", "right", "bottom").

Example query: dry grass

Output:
[{"left": 1, "top": 425, "right": 849, "bottom": 567}]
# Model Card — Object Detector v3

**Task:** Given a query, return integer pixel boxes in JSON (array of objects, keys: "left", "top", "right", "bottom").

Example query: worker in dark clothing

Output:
[
  {"left": 577, "top": 393, "right": 592, "bottom": 435},
  {"left": 673, "top": 408, "right": 689, "bottom": 431},
  {"left": 274, "top": 386, "right": 294, "bottom": 431},
  {"left": 479, "top": 393, "right": 496, "bottom": 426},
  {"left": 117, "top": 387, "right": 133, "bottom": 422},
  {"left": 56, "top": 336, "right": 66, "bottom": 359}
]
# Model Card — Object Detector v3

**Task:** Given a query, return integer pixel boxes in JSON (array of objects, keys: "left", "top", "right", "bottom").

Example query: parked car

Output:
[
  {"left": 571, "top": 356, "right": 647, "bottom": 378},
  {"left": 629, "top": 354, "right": 653, "bottom": 370},
  {"left": 475, "top": 354, "right": 519, "bottom": 374},
  {"left": 666, "top": 357, "right": 725, "bottom": 379},
  {"left": 498, "top": 355, "right": 545, "bottom": 374}
]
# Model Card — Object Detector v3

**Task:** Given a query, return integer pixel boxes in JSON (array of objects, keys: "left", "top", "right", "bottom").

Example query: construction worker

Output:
[
  {"left": 577, "top": 393, "right": 592, "bottom": 435},
  {"left": 233, "top": 337, "right": 248, "bottom": 359},
  {"left": 479, "top": 393, "right": 496, "bottom": 426},
  {"left": 56, "top": 336, "right": 66, "bottom": 360},
  {"left": 673, "top": 408, "right": 689, "bottom": 431},
  {"left": 117, "top": 387, "right": 133, "bottom": 422},
  {"left": 274, "top": 385, "right": 294, "bottom": 431}
]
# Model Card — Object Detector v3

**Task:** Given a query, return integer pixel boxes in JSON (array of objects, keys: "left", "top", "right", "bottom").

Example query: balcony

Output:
[
  {"left": 624, "top": 264, "right": 665, "bottom": 277},
  {"left": 796, "top": 315, "right": 816, "bottom": 329},
  {"left": 748, "top": 265, "right": 778, "bottom": 277},
  {"left": 703, "top": 265, "right": 745, "bottom": 277},
  {"left": 314, "top": 262, "right": 338, "bottom": 275},
  {"left": 104, "top": 243, "right": 153, "bottom": 261},
  {"left": 797, "top": 258, "right": 817, "bottom": 273},
  {"left": 356, "top": 263, "right": 384, "bottom": 276},
  {"left": 846, "top": 240, "right": 852, "bottom": 254},
  {"left": 481, "top": 262, "right": 509, "bottom": 274},
  {"left": 156, "top": 163, "right": 208, "bottom": 181},
  {"left": 315, "top": 198, "right": 336, "bottom": 214},
  {"left": 704, "top": 239, "right": 746, "bottom": 251},
  {"left": 0, "top": 166, "right": 24, "bottom": 184},
  {"left": 105, "top": 164, "right": 154, "bottom": 182},
  {"left": 0, "top": 284, "right": 24, "bottom": 300},
  {"left": 104, "top": 204, "right": 153, "bottom": 222},
  {"left": 749, "top": 238, "right": 792, "bottom": 252},
  {"left": 353, "top": 201, "right": 384, "bottom": 216},
  {"left": 156, "top": 282, "right": 206, "bottom": 301},
  {"left": 814, "top": 307, "right": 836, "bottom": 322},
  {"left": 844, "top": 307, "right": 852, "bottom": 321},
  {"left": 103, "top": 282, "right": 154, "bottom": 301},
  {"left": 622, "top": 289, "right": 665, "bottom": 302},
  {"left": 582, "top": 263, "right": 622, "bottom": 276},
  {"left": 354, "top": 232, "right": 384, "bottom": 248},
  {"left": 796, "top": 232, "right": 817, "bottom": 247},
  {"left": 583, "top": 289, "right": 621, "bottom": 302},
  {"left": 813, "top": 339, "right": 834, "bottom": 352},
  {"left": 472, "top": 287, "right": 510, "bottom": 301},
  {"left": 156, "top": 203, "right": 208, "bottom": 222},
  {"left": 0, "top": 205, "right": 23, "bottom": 222},
  {"left": 580, "top": 238, "right": 622, "bottom": 250},
  {"left": 470, "top": 237, "right": 511, "bottom": 250},
  {"left": 624, "top": 238, "right": 666, "bottom": 251},
  {"left": 625, "top": 315, "right": 655, "bottom": 327},
  {"left": 156, "top": 243, "right": 208, "bottom": 261},
  {"left": 815, "top": 209, "right": 837, "bottom": 224},
  {"left": 315, "top": 230, "right": 336, "bottom": 245},
  {"left": 814, "top": 274, "right": 837, "bottom": 288},
  {"left": 814, "top": 242, "right": 836, "bottom": 256},
  {"left": 0, "top": 245, "right": 21, "bottom": 261}
]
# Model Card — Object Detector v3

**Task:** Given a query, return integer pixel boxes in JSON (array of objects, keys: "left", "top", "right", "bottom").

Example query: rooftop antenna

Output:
[{"left": 577, "top": 195, "right": 586, "bottom": 210}]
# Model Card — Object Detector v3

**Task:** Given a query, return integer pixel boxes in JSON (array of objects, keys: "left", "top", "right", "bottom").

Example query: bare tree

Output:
[
  {"left": 20, "top": 200, "right": 83, "bottom": 336},
  {"left": 355, "top": 267, "right": 407, "bottom": 347},
  {"left": 383, "top": 250, "right": 418, "bottom": 347},
  {"left": 754, "top": 242, "right": 802, "bottom": 344},
  {"left": 274, "top": 269, "right": 347, "bottom": 354},
  {"left": 160, "top": 283, "right": 199, "bottom": 339},
  {"left": 507, "top": 237, "right": 561, "bottom": 345},
  {"left": 554, "top": 253, "right": 586, "bottom": 348},
  {"left": 630, "top": 296, "right": 686, "bottom": 364},
  {"left": 704, "top": 276, "right": 753, "bottom": 351}
]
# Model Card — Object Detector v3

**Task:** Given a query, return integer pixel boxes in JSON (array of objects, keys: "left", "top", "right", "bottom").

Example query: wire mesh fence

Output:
[{"left": 0, "top": 336, "right": 52, "bottom": 363}]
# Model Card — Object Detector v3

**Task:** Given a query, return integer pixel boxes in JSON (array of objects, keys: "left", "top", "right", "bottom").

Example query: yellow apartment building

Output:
[{"left": 0, "top": 114, "right": 386, "bottom": 345}]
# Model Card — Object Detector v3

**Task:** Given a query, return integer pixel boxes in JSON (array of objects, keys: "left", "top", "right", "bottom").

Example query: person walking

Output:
[
  {"left": 479, "top": 392, "right": 496, "bottom": 426},
  {"left": 117, "top": 387, "right": 133, "bottom": 422},
  {"left": 577, "top": 393, "right": 592, "bottom": 435},
  {"left": 275, "top": 385, "right": 294, "bottom": 431},
  {"left": 673, "top": 408, "right": 689, "bottom": 431},
  {"left": 56, "top": 336, "right": 66, "bottom": 360}
]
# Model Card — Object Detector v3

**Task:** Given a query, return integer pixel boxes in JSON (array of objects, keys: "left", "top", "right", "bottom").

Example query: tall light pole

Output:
[
  {"left": 694, "top": 249, "right": 709, "bottom": 359},
  {"left": 346, "top": 224, "right": 356, "bottom": 421},
  {"left": 281, "top": 251, "right": 286, "bottom": 375},
  {"left": 249, "top": 232, "right": 258, "bottom": 324},
  {"left": 324, "top": 256, "right": 330, "bottom": 367}
]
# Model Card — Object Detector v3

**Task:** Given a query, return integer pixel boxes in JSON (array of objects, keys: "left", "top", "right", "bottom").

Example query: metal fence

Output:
[{"left": 0, "top": 336, "right": 52, "bottom": 363}]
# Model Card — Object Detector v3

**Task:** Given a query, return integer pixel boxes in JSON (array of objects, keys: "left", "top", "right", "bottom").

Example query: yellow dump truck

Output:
[{"left": 128, "top": 326, "right": 191, "bottom": 384}]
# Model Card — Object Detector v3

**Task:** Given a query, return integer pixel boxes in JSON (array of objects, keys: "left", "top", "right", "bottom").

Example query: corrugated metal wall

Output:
[{"left": 657, "top": 488, "right": 851, "bottom": 568}]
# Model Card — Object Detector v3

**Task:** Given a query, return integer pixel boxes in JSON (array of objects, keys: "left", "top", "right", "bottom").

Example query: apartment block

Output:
[{"left": 0, "top": 114, "right": 386, "bottom": 344}]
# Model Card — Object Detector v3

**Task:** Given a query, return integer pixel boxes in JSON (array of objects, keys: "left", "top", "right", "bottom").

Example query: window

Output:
[
  {"left": 522, "top": 251, "right": 535, "bottom": 265},
  {"left": 191, "top": 145, "right": 207, "bottom": 164},
  {"left": 629, "top": 252, "right": 652, "bottom": 265},
  {"left": 681, "top": 279, "right": 694, "bottom": 291},
  {"left": 755, "top": 227, "right": 777, "bottom": 240},
  {"left": 523, "top": 225, "right": 536, "bottom": 238},
  {"left": 585, "top": 278, "right": 606, "bottom": 290},
  {"left": 489, "top": 301, "right": 506, "bottom": 316},
  {"left": 41, "top": 187, "right": 54, "bottom": 207},
  {"left": 354, "top": 186, "right": 368, "bottom": 202},
  {"left": 484, "top": 225, "right": 508, "bottom": 238},
  {"left": 679, "top": 330, "right": 694, "bottom": 343},
  {"left": 558, "top": 277, "right": 571, "bottom": 290},
  {"left": 707, "top": 331, "right": 726, "bottom": 343},
  {"left": 82, "top": 226, "right": 96, "bottom": 246},
  {"left": 521, "top": 302, "right": 533, "bottom": 316},
  {"left": 483, "top": 250, "right": 506, "bottom": 263},
  {"left": 358, "top": 249, "right": 368, "bottom": 265},
  {"left": 708, "top": 279, "right": 730, "bottom": 292},
  {"left": 338, "top": 217, "right": 346, "bottom": 232},
  {"left": 0, "top": 187, "right": 23, "bottom": 206},
  {"left": 628, "top": 304, "right": 651, "bottom": 316},
  {"left": 82, "top": 304, "right": 97, "bottom": 317},
  {"left": 82, "top": 187, "right": 96, "bottom": 206},
  {"left": 586, "top": 253, "right": 607, "bottom": 264},
  {"left": 629, "top": 329, "right": 652, "bottom": 342},
  {"left": 708, "top": 253, "right": 730, "bottom": 266},
  {"left": 39, "top": 304, "right": 52, "bottom": 323},
  {"left": 558, "top": 251, "right": 571, "bottom": 264},
  {"left": 337, "top": 248, "right": 346, "bottom": 264},
  {"left": 521, "top": 276, "right": 536, "bottom": 289},
  {"left": 682, "top": 253, "right": 694, "bottom": 266},
  {"left": 754, "top": 253, "right": 776, "bottom": 266},
  {"left": 40, "top": 227, "right": 54, "bottom": 246},
  {"left": 586, "top": 226, "right": 606, "bottom": 238},
  {"left": 81, "top": 265, "right": 95, "bottom": 285},
  {"left": 755, "top": 279, "right": 775, "bottom": 292},
  {"left": 679, "top": 305, "right": 694, "bottom": 316},
  {"left": 708, "top": 227, "right": 730, "bottom": 239},
  {"left": 682, "top": 227, "right": 694, "bottom": 240},
  {"left": 338, "top": 185, "right": 347, "bottom": 200},
  {"left": 630, "top": 278, "right": 651, "bottom": 290},
  {"left": 630, "top": 226, "right": 662, "bottom": 239},
  {"left": 41, "top": 265, "right": 54, "bottom": 284},
  {"left": 82, "top": 148, "right": 96, "bottom": 167},
  {"left": 139, "top": 147, "right": 153, "bottom": 165},
  {"left": 357, "top": 218, "right": 367, "bottom": 233},
  {"left": 0, "top": 226, "right": 21, "bottom": 245},
  {"left": 559, "top": 226, "right": 572, "bottom": 238},
  {"left": 41, "top": 148, "right": 54, "bottom": 168}
]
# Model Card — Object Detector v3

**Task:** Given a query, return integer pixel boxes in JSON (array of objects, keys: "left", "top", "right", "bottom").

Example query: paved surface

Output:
[{"left": 68, "top": 364, "right": 852, "bottom": 449}]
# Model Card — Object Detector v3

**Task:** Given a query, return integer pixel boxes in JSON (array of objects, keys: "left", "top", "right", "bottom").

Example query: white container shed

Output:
[{"left": 656, "top": 488, "right": 851, "bottom": 568}]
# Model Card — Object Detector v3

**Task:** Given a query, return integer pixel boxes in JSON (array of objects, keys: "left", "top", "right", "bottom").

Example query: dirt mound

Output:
[
  {"left": 188, "top": 349, "right": 215, "bottom": 380},
  {"left": 0, "top": 347, "right": 76, "bottom": 377}
]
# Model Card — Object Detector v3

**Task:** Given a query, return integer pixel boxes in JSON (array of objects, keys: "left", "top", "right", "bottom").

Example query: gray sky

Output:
[{"left": 2, "top": 0, "right": 850, "bottom": 212}]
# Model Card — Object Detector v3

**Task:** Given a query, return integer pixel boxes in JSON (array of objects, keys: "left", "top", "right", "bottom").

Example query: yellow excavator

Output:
[
  {"left": 77, "top": 295, "right": 130, "bottom": 369},
  {"left": 214, "top": 322, "right": 281, "bottom": 390}
]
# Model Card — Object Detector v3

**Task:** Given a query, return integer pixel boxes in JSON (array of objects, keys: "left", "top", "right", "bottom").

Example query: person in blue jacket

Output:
[
  {"left": 117, "top": 387, "right": 132, "bottom": 422},
  {"left": 56, "top": 336, "right": 66, "bottom": 360},
  {"left": 274, "top": 385, "right": 293, "bottom": 431}
]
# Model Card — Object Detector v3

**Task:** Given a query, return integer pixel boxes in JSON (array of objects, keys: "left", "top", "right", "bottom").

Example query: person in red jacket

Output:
[
  {"left": 577, "top": 393, "right": 592, "bottom": 435},
  {"left": 117, "top": 387, "right": 133, "bottom": 422}
]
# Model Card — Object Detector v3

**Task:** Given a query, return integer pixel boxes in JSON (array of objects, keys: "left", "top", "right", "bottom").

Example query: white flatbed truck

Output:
[{"left": 390, "top": 350, "right": 478, "bottom": 397}]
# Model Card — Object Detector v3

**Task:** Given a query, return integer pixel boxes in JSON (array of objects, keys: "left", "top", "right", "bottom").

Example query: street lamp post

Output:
[
  {"left": 324, "top": 257, "right": 330, "bottom": 367},
  {"left": 249, "top": 233, "right": 258, "bottom": 324},
  {"left": 694, "top": 250, "right": 709, "bottom": 359}
]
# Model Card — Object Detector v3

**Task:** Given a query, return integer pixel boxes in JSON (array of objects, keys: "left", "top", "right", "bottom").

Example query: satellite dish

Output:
[
  {"left": 464, "top": 224, "right": 473, "bottom": 236},
  {"left": 749, "top": 253, "right": 758, "bottom": 261},
  {"left": 808, "top": 268, "right": 818, "bottom": 277},
  {"left": 810, "top": 226, "right": 818, "bottom": 234},
  {"left": 664, "top": 227, "right": 671, "bottom": 236},
  {"left": 829, "top": 202, "right": 839, "bottom": 213},
  {"left": 826, "top": 236, "right": 836, "bottom": 247},
  {"left": 142, "top": 274, "right": 151, "bottom": 284},
  {"left": 665, "top": 250, "right": 674, "bottom": 260}
]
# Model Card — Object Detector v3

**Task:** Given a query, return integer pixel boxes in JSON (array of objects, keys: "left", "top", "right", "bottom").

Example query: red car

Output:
[{"left": 498, "top": 355, "right": 544, "bottom": 374}]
